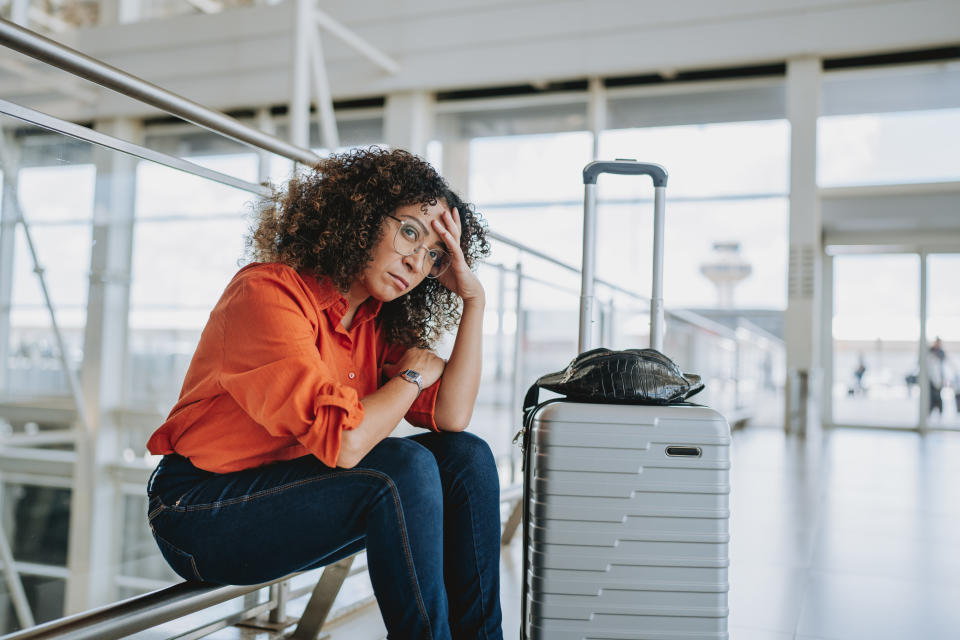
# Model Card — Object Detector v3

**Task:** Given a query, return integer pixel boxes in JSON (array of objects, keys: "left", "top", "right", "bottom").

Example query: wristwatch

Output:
[{"left": 397, "top": 369, "right": 423, "bottom": 394}]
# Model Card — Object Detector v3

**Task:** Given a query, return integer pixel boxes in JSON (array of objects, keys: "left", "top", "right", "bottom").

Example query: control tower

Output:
[{"left": 700, "top": 241, "right": 753, "bottom": 308}]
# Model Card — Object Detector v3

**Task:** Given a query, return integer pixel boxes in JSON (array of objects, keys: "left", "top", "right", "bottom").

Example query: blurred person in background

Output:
[{"left": 929, "top": 337, "right": 947, "bottom": 417}]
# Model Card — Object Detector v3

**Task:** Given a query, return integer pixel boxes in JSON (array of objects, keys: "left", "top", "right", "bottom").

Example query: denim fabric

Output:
[{"left": 147, "top": 431, "right": 503, "bottom": 640}]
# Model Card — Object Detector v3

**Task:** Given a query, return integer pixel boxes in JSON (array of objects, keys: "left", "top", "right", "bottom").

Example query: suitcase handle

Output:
[
  {"left": 582, "top": 159, "right": 668, "bottom": 186},
  {"left": 579, "top": 159, "right": 668, "bottom": 353}
]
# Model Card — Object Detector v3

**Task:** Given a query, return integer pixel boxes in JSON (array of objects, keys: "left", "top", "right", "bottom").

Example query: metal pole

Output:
[
  {"left": 290, "top": 0, "right": 313, "bottom": 150},
  {"left": 510, "top": 262, "right": 524, "bottom": 482},
  {"left": 0, "top": 580, "right": 284, "bottom": 640},
  {"left": 314, "top": 8, "right": 399, "bottom": 74},
  {"left": 587, "top": 77, "right": 605, "bottom": 161},
  {"left": 0, "top": 18, "right": 321, "bottom": 167},
  {"left": 650, "top": 185, "right": 666, "bottom": 352},
  {"left": 0, "top": 127, "right": 17, "bottom": 396},
  {"left": 579, "top": 184, "right": 598, "bottom": 353},
  {"left": 495, "top": 263, "right": 506, "bottom": 382},
  {"left": 287, "top": 557, "right": 354, "bottom": 640},
  {"left": 255, "top": 108, "right": 276, "bottom": 187},
  {"left": 308, "top": 24, "right": 340, "bottom": 150},
  {"left": 267, "top": 581, "right": 288, "bottom": 625},
  {"left": 0, "top": 523, "right": 35, "bottom": 629}
]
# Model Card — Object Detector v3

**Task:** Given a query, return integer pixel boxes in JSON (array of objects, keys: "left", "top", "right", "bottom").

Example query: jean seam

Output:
[
  {"left": 450, "top": 467, "right": 493, "bottom": 640},
  {"left": 168, "top": 474, "right": 343, "bottom": 512},
  {"left": 148, "top": 504, "right": 165, "bottom": 521},
  {"left": 153, "top": 530, "right": 204, "bottom": 582},
  {"left": 356, "top": 468, "right": 434, "bottom": 640}
]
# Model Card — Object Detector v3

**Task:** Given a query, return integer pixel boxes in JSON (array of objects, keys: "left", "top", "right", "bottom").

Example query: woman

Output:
[{"left": 145, "top": 147, "right": 502, "bottom": 639}]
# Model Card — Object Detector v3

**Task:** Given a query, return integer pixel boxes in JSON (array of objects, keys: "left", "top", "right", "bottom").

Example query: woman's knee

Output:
[
  {"left": 438, "top": 432, "right": 499, "bottom": 488},
  {"left": 360, "top": 437, "right": 443, "bottom": 498}
]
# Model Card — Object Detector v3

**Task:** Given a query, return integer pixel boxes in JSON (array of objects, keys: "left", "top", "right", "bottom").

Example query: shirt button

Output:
[{"left": 348, "top": 372, "right": 356, "bottom": 379}]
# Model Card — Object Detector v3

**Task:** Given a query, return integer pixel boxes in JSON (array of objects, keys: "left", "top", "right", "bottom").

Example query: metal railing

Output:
[{"left": 0, "top": 18, "right": 321, "bottom": 167}]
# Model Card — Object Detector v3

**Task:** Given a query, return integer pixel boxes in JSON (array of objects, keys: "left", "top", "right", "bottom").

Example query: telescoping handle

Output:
[{"left": 579, "top": 159, "right": 668, "bottom": 353}]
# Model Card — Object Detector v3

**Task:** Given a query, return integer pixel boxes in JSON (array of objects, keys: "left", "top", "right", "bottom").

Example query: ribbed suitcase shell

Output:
[{"left": 525, "top": 401, "right": 730, "bottom": 640}]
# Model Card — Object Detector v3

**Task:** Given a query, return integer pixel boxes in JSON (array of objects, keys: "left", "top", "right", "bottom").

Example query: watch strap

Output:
[{"left": 397, "top": 369, "right": 423, "bottom": 394}]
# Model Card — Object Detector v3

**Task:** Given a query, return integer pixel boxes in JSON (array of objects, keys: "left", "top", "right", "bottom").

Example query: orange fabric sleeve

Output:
[{"left": 218, "top": 272, "right": 364, "bottom": 467}]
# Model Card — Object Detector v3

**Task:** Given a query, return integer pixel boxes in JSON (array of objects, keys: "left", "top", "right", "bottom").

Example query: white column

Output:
[
  {"left": 117, "top": 0, "right": 143, "bottom": 24},
  {"left": 65, "top": 118, "right": 141, "bottom": 612},
  {"left": 10, "top": 0, "right": 29, "bottom": 26},
  {"left": 784, "top": 57, "right": 823, "bottom": 435},
  {"left": 439, "top": 138, "right": 471, "bottom": 198},
  {"left": 384, "top": 91, "right": 434, "bottom": 157},
  {"left": 0, "top": 134, "right": 19, "bottom": 395},
  {"left": 587, "top": 77, "right": 606, "bottom": 161},
  {"left": 308, "top": 28, "right": 339, "bottom": 151},
  {"left": 820, "top": 253, "right": 833, "bottom": 427},
  {"left": 290, "top": 0, "right": 314, "bottom": 150},
  {"left": 256, "top": 108, "right": 277, "bottom": 185}
]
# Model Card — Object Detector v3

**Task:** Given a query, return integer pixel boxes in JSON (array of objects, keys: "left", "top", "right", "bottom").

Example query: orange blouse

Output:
[{"left": 146, "top": 263, "right": 440, "bottom": 473}]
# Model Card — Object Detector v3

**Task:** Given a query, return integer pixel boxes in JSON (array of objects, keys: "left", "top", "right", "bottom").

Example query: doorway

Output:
[{"left": 831, "top": 253, "right": 920, "bottom": 428}]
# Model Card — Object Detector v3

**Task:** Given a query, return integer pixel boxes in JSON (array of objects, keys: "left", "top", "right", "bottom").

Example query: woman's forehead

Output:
[{"left": 397, "top": 199, "right": 447, "bottom": 218}]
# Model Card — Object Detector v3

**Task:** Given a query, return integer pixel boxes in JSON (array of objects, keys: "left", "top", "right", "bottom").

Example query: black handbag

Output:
[{"left": 530, "top": 346, "right": 704, "bottom": 405}]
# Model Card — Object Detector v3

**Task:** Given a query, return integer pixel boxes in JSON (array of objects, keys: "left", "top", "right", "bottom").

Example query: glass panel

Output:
[
  {"left": 833, "top": 254, "right": 920, "bottom": 428},
  {"left": 599, "top": 120, "right": 789, "bottom": 199},
  {"left": 119, "top": 495, "right": 178, "bottom": 583},
  {"left": 927, "top": 254, "right": 960, "bottom": 429},
  {"left": 17, "top": 165, "right": 96, "bottom": 224},
  {"left": 128, "top": 166, "right": 257, "bottom": 416},
  {"left": 135, "top": 158, "right": 258, "bottom": 220},
  {"left": 469, "top": 131, "right": 592, "bottom": 205},
  {"left": 818, "top": 108, "right": 960, "bottom": 187},
  {"left": 2, "top": 115, "right": 95, "bottom": 400},
  {"left": 1, "top": 483, "right": 71, "bottom": 566},
  {"left": 0, "top": 576, "right": 65, "bottom": 632}
]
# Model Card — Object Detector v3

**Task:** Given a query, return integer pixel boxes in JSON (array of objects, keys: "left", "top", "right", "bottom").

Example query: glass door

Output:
[
  {"left": 927, "top": 253, "right": 960, "bottom": 429},
  {"left": 832, "top": 254, "right": 920, "bottom": 428}
]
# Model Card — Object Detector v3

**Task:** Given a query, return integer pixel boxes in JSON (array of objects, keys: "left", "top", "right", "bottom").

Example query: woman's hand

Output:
[
  {"left": 384, "top": 347, "right": 446, "bottom": 388},
  {"left": 433, "top": 208, "right": 485, "bottom": 305}
]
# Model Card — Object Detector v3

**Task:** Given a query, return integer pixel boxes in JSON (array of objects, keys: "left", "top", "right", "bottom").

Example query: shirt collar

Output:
[{"left": 300, "top": 270, "right": 383, "bottom": 330}]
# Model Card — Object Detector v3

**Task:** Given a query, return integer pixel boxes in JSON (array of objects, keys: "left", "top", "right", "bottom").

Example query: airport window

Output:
[
  {"left": 599, "top": 120, "right": 789, "bottom": 309},
  {"left": 818, "top": 108, "right": 960, "bottom": 187}
]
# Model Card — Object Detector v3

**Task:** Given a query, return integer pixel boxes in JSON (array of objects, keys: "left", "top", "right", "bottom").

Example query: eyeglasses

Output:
[{"left": 386, "top": 215, "right": 451, "bottom": 278}]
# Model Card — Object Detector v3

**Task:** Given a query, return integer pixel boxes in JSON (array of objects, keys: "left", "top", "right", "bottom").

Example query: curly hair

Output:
[{"left": 247, "top": 147, "right": 490, "bottom": 348}]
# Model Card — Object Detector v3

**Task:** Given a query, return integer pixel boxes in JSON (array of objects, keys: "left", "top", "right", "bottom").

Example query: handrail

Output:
[
  {"left": 0, "top": 98, "right": 271, "bottom": 198},
  {"left": 0, "top": 579, "right": 281, "bottom": 640},
  {"left": 0, "top": 19, "right": 322, "bottom": 167},
  {"left": 487, "top": 231, "right": 740, "bottom": 340}
]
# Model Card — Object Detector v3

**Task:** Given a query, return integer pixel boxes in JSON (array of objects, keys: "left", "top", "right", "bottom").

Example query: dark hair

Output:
[{"left": 247, "top": 146, "right": 490, "bottom": 347}]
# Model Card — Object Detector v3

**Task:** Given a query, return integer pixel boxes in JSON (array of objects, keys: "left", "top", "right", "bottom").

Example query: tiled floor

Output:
[
  {"left": 160, "top": 423, "right": 960, "bottom": 639},
  {"left": 727, "top": 425, "right": 960, "bottom": 640}
]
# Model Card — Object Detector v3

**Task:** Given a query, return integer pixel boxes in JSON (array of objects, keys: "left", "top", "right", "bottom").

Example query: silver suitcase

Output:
[{"left": 520, "top": 161, "right": 731, "bottom": 640}]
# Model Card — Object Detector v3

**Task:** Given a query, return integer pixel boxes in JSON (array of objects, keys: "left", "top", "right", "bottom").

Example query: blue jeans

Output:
[{"left": 147, "top": 431, "right": 503, "bottom": 640}]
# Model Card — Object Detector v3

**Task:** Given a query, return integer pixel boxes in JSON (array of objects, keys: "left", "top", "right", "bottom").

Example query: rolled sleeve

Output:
[
  {"left": 219, "top": 356, "right": 363, "bottom": 467},
  {"left": 404, "top": 379, "right": 441, "bottom": 432},
  {"left": 380, "top": 340, "right": 442, "bottom": 432}
]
